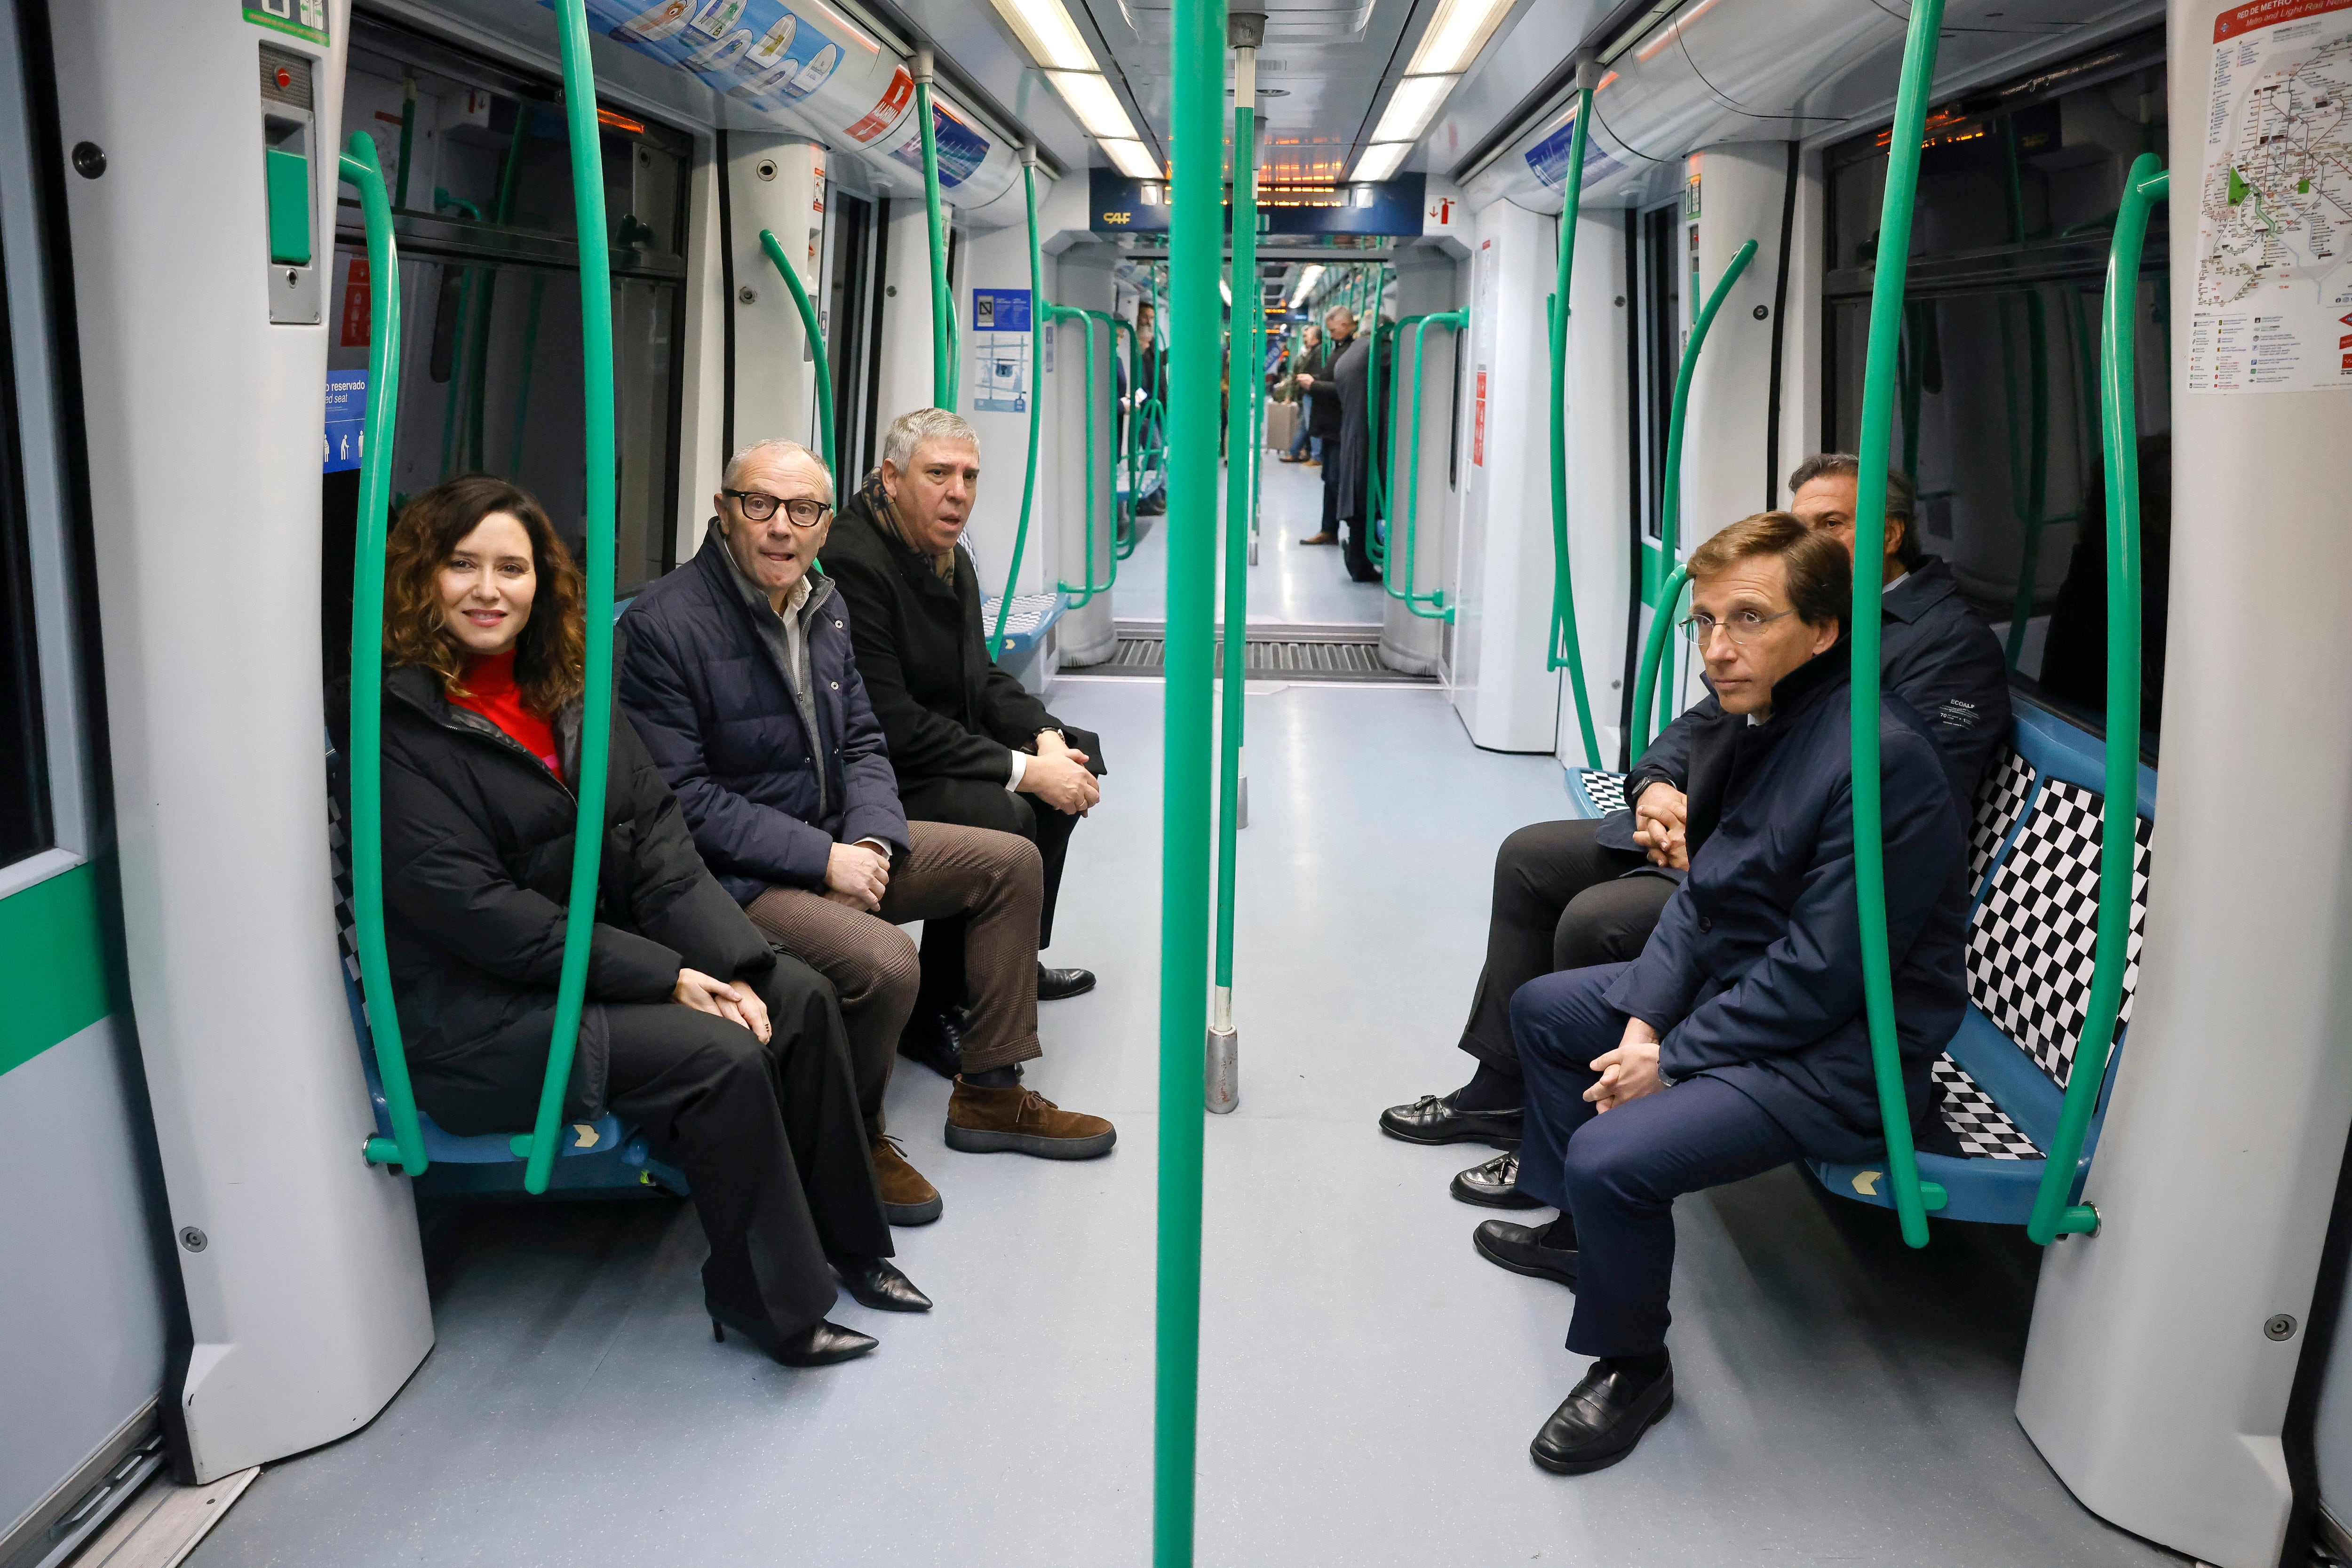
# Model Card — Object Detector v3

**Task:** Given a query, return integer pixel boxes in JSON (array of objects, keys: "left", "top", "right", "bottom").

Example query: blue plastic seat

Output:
[
  {"left": 1813, "top": 702, "right": 2155, "bottom": 1225},
  {"left": 1567, "top": 768, "right": 1628, "bottom": 818},
  {"left": 326, "top": 744, "right": 684, "bottom": 1198},
  {"left": 980, "top": 590, "right": 1068, "bottom": 661}
]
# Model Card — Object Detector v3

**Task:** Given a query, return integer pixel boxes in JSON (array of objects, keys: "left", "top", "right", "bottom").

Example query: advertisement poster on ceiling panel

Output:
[
  {"left": 588, "top": 0, "right": 914, "bottom": 148},
  {"left": 889, "top": 100, "right": 991, "bottom": 189}
]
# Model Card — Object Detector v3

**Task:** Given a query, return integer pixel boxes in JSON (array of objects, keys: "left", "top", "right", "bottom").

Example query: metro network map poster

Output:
[{"left": 2189, "top": 0, "right": 2352, "bottom": 392}]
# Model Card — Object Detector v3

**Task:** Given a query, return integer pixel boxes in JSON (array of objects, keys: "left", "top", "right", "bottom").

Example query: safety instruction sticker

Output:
[
  {"left": 970, "top": 289, "right": 1032, "bottom": 413},
  {"left": 2188, "top": 0, "right": 2352, "bottom": 392},
  {"left": 243, "top": 0, "right": 327, "bottom": 47},
  {"left": 324, "top": 370, "right": 368, "bottom": 474}
]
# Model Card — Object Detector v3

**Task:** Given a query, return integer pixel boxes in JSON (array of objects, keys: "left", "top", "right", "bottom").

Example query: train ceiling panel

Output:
[{"left": 1453, "top": 0, "right": 2163, "bottom": 213}]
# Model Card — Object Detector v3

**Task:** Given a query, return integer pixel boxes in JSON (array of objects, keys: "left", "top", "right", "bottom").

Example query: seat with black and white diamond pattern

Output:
[
  {"left": 1812, "top": 702, "right": 2154, "bottom": 1227},
  {"left": 1569, "top": 769, "right": 1629, "bottom": 818}
]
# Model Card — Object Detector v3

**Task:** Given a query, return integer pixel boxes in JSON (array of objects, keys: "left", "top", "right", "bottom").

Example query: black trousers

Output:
[
  {"left": 900, "top": 774, "right": 1082, "bottom": 1013},
  {"left": 1319, "top": 458, "right": 1341, "bottom": 536},
  {"left": 600, "top": 955, "right": 889, "bottom": 1348},
  {"left": 1457, "top": 818, "right": 1676, "bottom": 1077},
  {"left": 1341, "top": 504, "right": 1380, "bottom": 583}
]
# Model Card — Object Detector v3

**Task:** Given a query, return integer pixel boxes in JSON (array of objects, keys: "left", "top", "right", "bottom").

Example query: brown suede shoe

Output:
[
  {"left": 873, "top": 1136, "right": 942, "bottom": 1226},
  {"left": 945, "top": 1079, "right": 1117, "bottom": 1160}
]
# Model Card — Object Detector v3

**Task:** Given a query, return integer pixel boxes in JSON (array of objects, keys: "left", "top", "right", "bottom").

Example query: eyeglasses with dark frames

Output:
[
  {"left": 1679, "top": 608, "right": 1796, "bottom": 648},
  {"left": 725, "top": 490, "right": 834, "bottom": 528}
]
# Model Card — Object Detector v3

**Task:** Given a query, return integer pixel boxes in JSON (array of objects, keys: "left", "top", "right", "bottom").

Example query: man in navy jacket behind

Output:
[{"left": 1474, "top": 513, "right": 1970, "bottom": 1478}]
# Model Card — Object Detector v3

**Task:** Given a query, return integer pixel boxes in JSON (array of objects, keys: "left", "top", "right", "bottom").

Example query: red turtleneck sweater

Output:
[{"left": 452, "top": 650, "right": 560, "bottom": 776}]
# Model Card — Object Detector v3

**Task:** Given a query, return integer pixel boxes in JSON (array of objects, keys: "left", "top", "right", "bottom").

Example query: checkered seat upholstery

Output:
[
  {"left": 1813, "top": 703, "right": 2156, "bottom": 1226},
  {"left": 1569, "top": 769, "right": 1629, "bottom": 818}
]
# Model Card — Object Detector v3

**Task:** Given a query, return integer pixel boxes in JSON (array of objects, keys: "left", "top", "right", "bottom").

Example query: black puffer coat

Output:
[{"left": 372, "top": 664, "right": 775, "bottom": 1136}]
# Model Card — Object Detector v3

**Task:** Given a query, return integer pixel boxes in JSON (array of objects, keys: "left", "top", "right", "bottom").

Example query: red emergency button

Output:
[{"left": 276, "top": 67, "right": 293, "bottom": 89}]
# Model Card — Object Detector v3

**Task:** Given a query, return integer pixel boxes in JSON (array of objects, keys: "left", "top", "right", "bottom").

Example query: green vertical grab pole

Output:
[
  {"left": 1388, "top": 312, "right": 1464, "bottom": 620},
  {"left": 2026, "top": 155, "right": 2166, "bottom": 1245},
  {"left": 1209, "top": 18, "right": 1261, "bottom": 1115},
  {"left": 989, "top": 149, "right": 1048, "bottom": 661},
  {"left": 1055, "top": 307, "right": 1111, "bottom": 605},
  {"left": 1652, "top": 237, "right": 1759, "bottom": 735},
  {"left": 913, "top": 51, "right": 954, "bottom": 410},
  {"left": 521, "top": 0, "right": 619, "bottom": 1196},
  {"left": 1850, "top": 0, "right": 1949, "bottom": 1249},
  {"left": 1159, "top": 0, "right": 1223, "bottom": 1555},
  {"left": 1629, "top": 565, "right": 1688, "bottom": 758},
  {"left": 1546, "top": 76, "right": 1604, "bottom": 765},
  {"left": 342, "top": 136, "right": 426, "bottom": 1177},
  {"left": 758, "top": 228, "right": 835, "bottom": 476}
]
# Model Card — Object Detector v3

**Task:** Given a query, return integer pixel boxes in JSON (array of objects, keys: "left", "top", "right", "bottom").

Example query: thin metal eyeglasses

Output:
[
  {"left": 1679, "top": 608, "right": 1796, "bottom": 647},
  {"left": 725, "top": 490, "right": 834, "bottom": 528}
]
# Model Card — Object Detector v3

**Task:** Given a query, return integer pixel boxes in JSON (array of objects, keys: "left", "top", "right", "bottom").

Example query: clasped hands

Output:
[
  {"left": 1585, "top": 1016, "right": 1665, "bottom": 1113},
  {"left": 1017, "top": 728, "right": 1100, "bottom": 817},
  {"left": 1632, "top": 781, "right": 1690, "bottom": 871},
  {"left": 672, "top": 967, "right": 771, "bottom": 1043}
]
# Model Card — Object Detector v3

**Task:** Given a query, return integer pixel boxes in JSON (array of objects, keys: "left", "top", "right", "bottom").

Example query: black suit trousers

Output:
[
  {"left": 601, "top": 954, "right": 888, "bottom": 1349},
  {"left": 1457, "top": 817, "right": 1674, "bottom": 1075}
]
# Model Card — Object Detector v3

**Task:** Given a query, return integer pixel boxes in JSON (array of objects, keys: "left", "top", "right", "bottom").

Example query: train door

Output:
[
  {"left": 824, "top": 188, "right": 875, "bottom": 482},
  {"left": 0, "top": 3, "right": 175, "bottom": 1558},
  {"left": 1623, "top": 198, "right": 1681, "bottom": 741}
]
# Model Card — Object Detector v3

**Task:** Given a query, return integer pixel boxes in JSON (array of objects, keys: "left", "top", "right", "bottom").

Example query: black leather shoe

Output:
[
  {"left": 1530, "top": 1356, "right": 1674, "bottom": 1475},
  {"left": 1379, "top": 1090, "right": 1523, "bottom": 1148},
  {"left": 711, "top": 1313, "right": 879, "bottom": 1367},
  {"left": 1037, "top": 964, "right": 1096, "bottom": 1001},
  {"left": 831, "top": 1254, "right": 933, "bottom": 1313},
  {"left": 897, "top": 1006, "right": 965, "bottom": 1080},
  {"left": 1472, "top": 1218, "right": 1579, "bottom": 1288},
  {"left": 1452, "top": 1149, "right": 1543, "bottom": 1209}
]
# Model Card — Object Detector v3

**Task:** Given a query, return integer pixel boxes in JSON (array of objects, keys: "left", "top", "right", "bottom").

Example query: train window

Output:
[
  {"left": 1824, "top": 29, "right": 2169, "bottom": 734},
  {"left": 0, "top": 235, "right": 51, "bottom": 869},
  {"left": 323, "top": 12, "right": 690, "bottom": 655}
]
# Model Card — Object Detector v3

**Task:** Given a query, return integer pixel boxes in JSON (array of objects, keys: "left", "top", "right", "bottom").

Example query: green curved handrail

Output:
[
  {"left": 1652, "top": 237, "right": 1759, "bottom": 734},
  {"left": 1545, "top": 85, "right": 1603, "bottom": 765},
  {"left": 2026, "top": 153, "right": 2167, "bottom": 1245},
  {"left": 1157, "top": 5, "right": 1219, "bottom": 1554},
  {"left": 914, "top": 57, "right": 954, "bottom": 410},
  {"left": 1365, "top": 319, "right": 1394, "bottom": 566},
  {"left": 988, "top": 153, "right": 1049, "bottom": 661},
  {"left": 1384, "top": 310, "right": 1465, "bottom": 621},
  {"left": 1056, "top": 305, "right": 1112, "bottom": 607},
  {"left": 518, "top": 0, "right": 620, "bottom": 1196},
  {"left": 757, "top": 228, "right": 835, "bottom": 476},
  {"left": 1851, "top": 0, "right": 1950, "bottom": 1250},
  {"left": 343, "top": 135, "right": 426, "bottom": 1178},
  {"left": 1629, "top": 564, "right": 1689, "bottom": 761},
  {"left": 1108, "top": 313, "right": 1142, "bottom": 555}
]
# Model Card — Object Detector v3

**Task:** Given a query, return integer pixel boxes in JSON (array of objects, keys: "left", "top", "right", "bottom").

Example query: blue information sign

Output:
[
  {"left": 323, "top": 369, "right": 368, "bottom": 474},
  {"left": 971, "top": 287, "right": 1031, "bottom": 333},
  {"left": 1523, "top": 112, "right": 1625, "bottom": 192}
]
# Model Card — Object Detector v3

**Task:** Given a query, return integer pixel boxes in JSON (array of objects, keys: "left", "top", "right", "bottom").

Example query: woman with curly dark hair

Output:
[{"left": 368, "top": 475, "right": 928, "bottom": 1367}]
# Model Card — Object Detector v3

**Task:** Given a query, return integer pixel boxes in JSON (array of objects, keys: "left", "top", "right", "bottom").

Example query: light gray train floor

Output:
[
  {"left": 185, "top": 677, "right": 2184, "bottom": 1568},
  {"left": 1113, "top": 454, "right": 1388, "bottom": 628}
]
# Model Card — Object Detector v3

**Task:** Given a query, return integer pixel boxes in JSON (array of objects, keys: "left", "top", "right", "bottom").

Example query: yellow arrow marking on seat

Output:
[
  {"left": 573, "top": 1123, "right": 599, "bottom": 1148},
  {"left": 1851, "top": 1170, "right": 1882, "bottom": 1195}
]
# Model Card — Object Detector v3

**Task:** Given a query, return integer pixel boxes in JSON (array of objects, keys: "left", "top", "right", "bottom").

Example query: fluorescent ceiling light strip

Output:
[
  {"left": 1351, "top": 142, "right": 1413, "bottom": 182},
  {"left": 982, "top": 0, "right": 1098, "bottom": 72},
  {"left": 1045, "top": 71, "right": 1140, "bottom": 141},
  {"left": 1099, "top": 139, "right": 1163, "bottom": 179},
  {"left": 1371, "top": 74, "right": 1457, "bottom": 144},
  {"left": 1407, "top": 0, "right": 1516, "bottom": 76}
]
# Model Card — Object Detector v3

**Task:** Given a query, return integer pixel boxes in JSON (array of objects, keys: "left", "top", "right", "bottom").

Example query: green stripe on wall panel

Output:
[{"left": 0, "top": 862, "right": 116, "bottom": 1078}]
